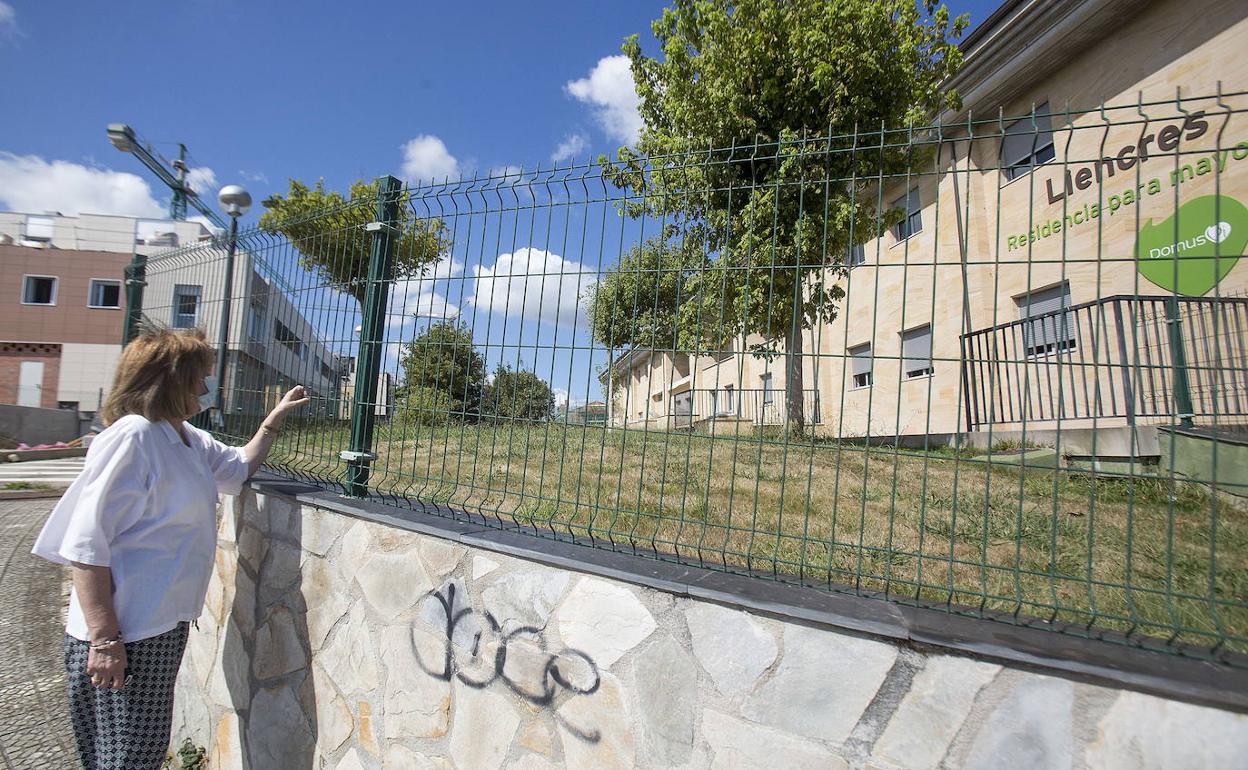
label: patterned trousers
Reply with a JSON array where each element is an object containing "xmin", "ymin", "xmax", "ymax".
[{"xmin": 63, "ymin": 622, "xmax": 189, "ymax": 770}]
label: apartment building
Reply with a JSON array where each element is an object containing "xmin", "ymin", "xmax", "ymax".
[
  {"xmin": 609, "ymin": 0, "xmax": 1248, "ymax": 454},
  {"xmin": 0, "ymin": 211, "xmax": 342, "ymax": 419},
  {"xmin": 0, "ymin": 213, "xmax": 211, "ymax": 413}
]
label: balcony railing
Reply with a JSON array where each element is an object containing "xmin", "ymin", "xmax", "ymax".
[
  {"xmin": 674, "ymin": 388, "xmax": 821, "ymax": 428},
  {"xmin": 960, "ymin": 295, "xmax": 1248, "ymax": 431}
]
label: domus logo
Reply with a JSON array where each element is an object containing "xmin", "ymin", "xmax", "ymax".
[
  {"xmin": 1145, "ymin": 220, "xmax": 1232, "ymax": 259},
  {"xmin": 1136, "ymin": 195, "xmax": 1248, "ymax": 295},
  {"xmin": 1206, "ymin": 221, "xmax": 1232, "ymax": 244}
]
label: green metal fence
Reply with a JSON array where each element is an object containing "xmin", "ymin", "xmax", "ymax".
[{"xmin": 135, "ymin": 90, "xmax": 1248, "ymax": 667}]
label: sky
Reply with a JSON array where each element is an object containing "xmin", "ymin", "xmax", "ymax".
[{"xmin": 0, "ymin": 0, "xmax": 1004, "ymax": 406}]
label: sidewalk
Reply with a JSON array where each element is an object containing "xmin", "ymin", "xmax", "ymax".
[{"xmin": 0, "ymin": 497, "xmax": 75, "ymax": 769}]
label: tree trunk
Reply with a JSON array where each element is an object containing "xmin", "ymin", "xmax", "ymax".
[{"xmin": 785, "ymin": 326, "xmax": 806, "ymax": 437}]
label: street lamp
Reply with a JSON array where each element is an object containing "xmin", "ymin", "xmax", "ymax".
[{"xmin": 212, "ymin": 185, "xmax": 251, "ymax": 429}]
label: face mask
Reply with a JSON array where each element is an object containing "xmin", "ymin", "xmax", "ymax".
[{"xmin": 198, "ymin": 376, "xmax": 218, "ymax": 414}]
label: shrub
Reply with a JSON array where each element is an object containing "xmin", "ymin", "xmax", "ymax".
[{"xmin": 395, "ymin": 386, "xmax": 453, "ymax": 427}]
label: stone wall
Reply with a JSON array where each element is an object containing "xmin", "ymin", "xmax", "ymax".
[{"xmin": 174, "ymin": 487, "xmax": 1248, "ymax": 769}]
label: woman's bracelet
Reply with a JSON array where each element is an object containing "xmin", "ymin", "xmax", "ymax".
[{"xmin": 90, "ymin": 635, "xmax": 123, "ymax": 651}]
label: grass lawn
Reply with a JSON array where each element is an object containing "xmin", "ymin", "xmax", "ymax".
[{"xmin": 251, "ymin": 417, "xmax": 1248, "ymax": 657}]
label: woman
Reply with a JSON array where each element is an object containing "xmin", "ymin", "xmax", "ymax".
[{"xmin": 32, "ymin": 327, "xmax": 309, "ymax": 769}]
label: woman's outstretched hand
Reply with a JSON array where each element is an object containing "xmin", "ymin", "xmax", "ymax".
[{"xmin": 270, "ymin": 386, "xmax": 311, "ymax": 424}]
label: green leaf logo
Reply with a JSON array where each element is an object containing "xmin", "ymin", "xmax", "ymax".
[{"xmin": 1136, "ymin": 194, "xmax": 1248, "ymax": 296}]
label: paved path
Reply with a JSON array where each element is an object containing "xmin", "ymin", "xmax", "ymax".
[
  {"xmin": 0, "ymin": 497, "xmax": 76, "ymax": 769},
  {"xmin": 0, "ymin": 459, "xmax": 84, "ymax": 486}
]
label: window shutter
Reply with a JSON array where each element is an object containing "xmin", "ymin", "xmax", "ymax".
[
  {"xmin": 850, "ymin": 344, "xmax": 872, "ymax": 376},
  {"xmin": 1018, "ymin": 283, "xmax": 1073, "ymax": 353},
  {"xmin": 902, "ymin": 326, "xmax": 933, "ymax": 376},
  {"xmin": 1002, "ymin": 105, "xmax": 1055, "ymax": 175}
]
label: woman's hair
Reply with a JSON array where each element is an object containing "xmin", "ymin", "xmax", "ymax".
[{"xmin": 101, "ymin": 326, "xmax": 216, "ymax": 425}]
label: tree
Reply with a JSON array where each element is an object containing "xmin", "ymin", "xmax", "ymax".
[
  {"xmin": 397, "ymin": 321, "xmax": 485, "ymax": 419},
  {"xmin": 395, "ymin": 386, "xmax": 453, "ymax": 427},
  {"xmin": 482, "ymin": 365, "xmax": 555, "ymax": 424},
  {"xmin": 596, "ymin": 0, "xmax": 967, "ymax": 434},
  {"xmin": 587, "ymin": 236, "xmax": 704, "ymax": 351},
  {"xmin": 259, "ymin": 178, "xmax": 449, "ymax": 305}
]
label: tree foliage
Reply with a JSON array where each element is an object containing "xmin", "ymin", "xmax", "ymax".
[
  {"xmin": 395, "ymin": 386, "xmax": 453, "ymax": 427},
  {"xmin": 587, "ymin": 236, "xmax": 706, "ymax": 352},
  {"xmin": 596, "ymin": 0, "xmax": 968, "ymax": 432},
  {"xmin": 259, "ymin": 178, "xmax": 449, "ymax": 305},
  {"xmin": 482, "ymin": 365, "xmax": 555, "ymax": 424},
  {"xmin": 397, "ymin": 321, "xmax": 485, "ymax": 418}
]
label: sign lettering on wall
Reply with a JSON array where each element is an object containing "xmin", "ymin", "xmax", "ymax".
[{"xmin": 1002, "ymin": 110, "xmax": 1248, "ymax": 296}]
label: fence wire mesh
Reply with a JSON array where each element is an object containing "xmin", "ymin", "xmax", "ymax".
[{"xmin": 139, "ymin": 90, "xmax": 1248, "ymax": 666}]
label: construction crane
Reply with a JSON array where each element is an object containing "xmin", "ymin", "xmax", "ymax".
[
  {"xmin": 106, "ymin": 123, "xmax": 291, "ymax": 292},
  {"xmin": 106, "ymin": 124, "xmax": 228, "ymax": 230}
]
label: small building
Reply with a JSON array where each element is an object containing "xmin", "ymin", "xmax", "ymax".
[{"xmin": 335, "ymin": 356, "xmax": 395, "ymax": 419}]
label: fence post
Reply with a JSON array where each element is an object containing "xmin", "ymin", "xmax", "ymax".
[
  {"xmin": 343, "ymin": 175, "xmax": 402, "ymax": 496},
  {"xmin": 1164, "ymin": 296, "xmax": 1195, "ymax": 429},
  {"xmin": 121, "ymin": 253, "xmax": 147, "ymax": 346}
]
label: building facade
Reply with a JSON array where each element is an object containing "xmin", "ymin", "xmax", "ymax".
[
  {"xmin": 0, "ymin": 213, "xmax": 211, "ymax": 413},
  {"xmin": 609, "ymin": 0, "xmax": 1248, "ymax": 455},
  {"xmin": 0, "ymin": 211, "xmax": 342, "ymax": 423}
]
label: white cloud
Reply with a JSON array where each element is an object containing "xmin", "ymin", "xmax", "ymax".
[
  {"xmin": 389, "ymin": 253, "xmax": 464, "ymax": 323},
  {"xmin": 239, "ymin": 169, "xmax": 269, "ymax": 184},
  {"xmin": 0, "ymin": 2, "xmax": 17, "ymax": 39},
  {"xmin": 185, "ymin": 167, "xmax": 218, "ymax": 197},
  {"xmin": 469, "ymin": 247, "xmax": 593, "ymax": 328},
  {"xmin": 400, "ymin": 135, "xmax": 460, "ymax": 184},
  {"xmin": 0, "ymin": 152, "xmax": 165, "ymax": 217},
  {"xmin": 565, "ymin": 55, "xmax": 642, "ymax": 145},
  {"xmin": 397, "ymin": 290, "xmax": 459, "ymax": 320},
  {"xmin": 551, "ymin": 133, "xmax": 589, "ymax": 164},
  {"xmin": 491, "ymin": 164, "xmax": 524, "ymax": 179}
]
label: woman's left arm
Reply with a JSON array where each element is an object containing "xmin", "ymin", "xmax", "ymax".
[{"xmin": 240, "ymin": 386, "xmax": 310, "ymax": 477}]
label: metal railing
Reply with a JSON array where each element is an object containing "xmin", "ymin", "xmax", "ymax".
[
  {"xmin": 961, "ymin": 295, "xmax": 1248, "ymax": 430},
  {"xmin": 129, "ymin": 91, "xmax": 1248, "ymax": 669},
  {"xmin": 672, "ymin": 388, "xmax": 822, "ymax": 428}
]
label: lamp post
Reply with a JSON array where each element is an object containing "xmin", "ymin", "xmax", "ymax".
[{"xmin": 213, "ymin": 184, "xmax": 251, "ymax": 430}]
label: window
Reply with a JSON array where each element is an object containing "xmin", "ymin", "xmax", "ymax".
[
  {"xmin": 710, "ymin": 384, "xmax": 735, "ymax": 416},
  {"xmin": 23, "ymin": 216, "xmax": 54, "ymax": 242},
  {"xmin": 273, "ymin": 319, "xmax": 304, "ymax": 357},
  {"xmin": 22, "ymin": 276, "xmax": 57, "ymax": 305},
  {"xmin": 901, "ymin": 325, "xmax": 934, "ymax": 378},
  {"xmin": 1001, "ymin": 103, "xmax": 1056, "ymax": 181},
  {"xmin": 848, "ymin": 243, "xmax": 866, "ymax": 267},
  {"xmin": 88, "ymin": 279, "xmax": 121, "ymax": 308},
  {"xmin": 248, "ymin": 302, "xmax": 266, "ymax": 340},
  {"xmin": 849, "ymin": 343, "xmax": 873, "ymax": 389},
  {"xmin": 892, "ymin": 189, "xmax": 923, "ymax": 241},
  {"xmin": 761, "ymin": 373, "xmax": 775, "ymax": 405},
  {"xmin": 1016, "ymin": 282, "xmax": 1076, "ymax": 357},
  {"xmin": 172, "ymin": 285, "xmax": 201, "ymax": 328}
]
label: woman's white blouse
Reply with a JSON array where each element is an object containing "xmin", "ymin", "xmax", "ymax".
[{"xmin": 32, "ymin": 414, "xmax": 251, "ymax": 642}]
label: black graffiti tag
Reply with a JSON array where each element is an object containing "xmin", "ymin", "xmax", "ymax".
[{"xmin": 412, "ymin": 582, "xmax": 602, "ymax": 743}]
